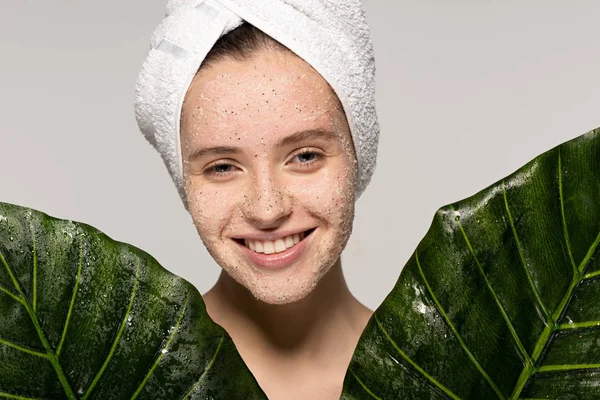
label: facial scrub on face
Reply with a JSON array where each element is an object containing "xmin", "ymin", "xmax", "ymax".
[
  {"xmin": 134, "ymin": 0, "xmax": 380, "ymax": 209},
  {"xmin": 179, "ymin": 48, "xmax": 360, "ymax": 304}
]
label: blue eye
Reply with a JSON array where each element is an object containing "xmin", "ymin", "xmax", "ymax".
[
  {"xmin": 204, "ymin": 162, "xmax": 237, "ymax": 177},
  {"xmin": 295, "ymin": 152, "xmax": 318, "ymax": 163},
  {"xmin": 290, "ymin": 149, "xmax": 324, "ymax": 169},
  {"xmin": 213, "ymin": 164, "xmax": 233, "ymax": 173}
]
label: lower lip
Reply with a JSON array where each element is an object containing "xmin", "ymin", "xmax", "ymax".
[{"xmin": 234, "ymin": 230, "xmax": 315, "ymax": 270}]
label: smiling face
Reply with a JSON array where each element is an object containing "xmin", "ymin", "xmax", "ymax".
[{"xmin": 180, "ymin": 49, "xmax": 358, "ymax": 305}]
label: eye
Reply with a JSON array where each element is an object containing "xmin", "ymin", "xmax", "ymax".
[
  {"xmin": 295, "ymin": 152, "xmax": 318, "ymax": 163},
  {"xmin": 203, "ymin": 161, "xmax": 239, "ymax": 178},
  {"xmin": 288, "ymin": 149, "xmax": 325, "ymax": 169}
]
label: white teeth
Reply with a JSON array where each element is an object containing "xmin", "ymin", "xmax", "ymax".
[
  {"xmin": 244, "ymin": 231, "xmax": 311, "ymax": 254},
  {"xmin": 275, "ymin": 239, "xmax": 286, "ymax": 252},
  {"xmin": 285, "ymin": 236, "xmax": 294, "ymax": 248},
  {"xmin": 255, "ymin": 241, "xmax": 264, "ymax": 253},
  {"xmin": 263, "ymin": 241, "xmax": 275, "ymax": 254}
]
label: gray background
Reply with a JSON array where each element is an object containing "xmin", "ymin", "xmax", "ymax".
[{"xmin": 1, "ymin": 1, "xmax": 599, "ymax": 311}]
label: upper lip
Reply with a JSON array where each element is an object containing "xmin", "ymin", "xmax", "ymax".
[{"xmin": 230, "ymin": 227, "xmax": 315, "ymax": 242}]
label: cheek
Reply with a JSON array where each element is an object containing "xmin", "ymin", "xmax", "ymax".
[
  {"xmin": 185, "ymin": 181, "xmax": 240, "ymax": 239},
  {"xmin": 326, "ymin": 166, "xmax": 356, "ymax": 227},
  {"xmin": 291, "ymin": 156, "xmax": 357, "ymax": 224}
]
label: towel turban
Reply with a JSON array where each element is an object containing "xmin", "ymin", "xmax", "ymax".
[{"xmin": 134, "ymin": 0, "xmax": 379, "ymax": 209}]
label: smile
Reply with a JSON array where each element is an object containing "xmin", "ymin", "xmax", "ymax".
[
  {"xmin": 240, "ymin": 228, "xmax": 315, "ymax": 254},
  {"xmin": 232, "ymin": 228, "xmax": 316, "ymax": 270}
]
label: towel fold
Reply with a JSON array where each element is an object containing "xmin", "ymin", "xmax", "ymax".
[{"xmin": 134, "ymin": 0, "xmax": 379, "ymax": 209}]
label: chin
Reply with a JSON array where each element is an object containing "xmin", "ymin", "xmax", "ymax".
[
  {"xmin": 249, "ymin": 277, "xmax": 319, "ymax": 305},
  {"xmin": 224, "ymin": 250, "xmax": 339, "ymax": 305}
]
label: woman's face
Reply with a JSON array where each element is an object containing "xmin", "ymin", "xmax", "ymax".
[{"xmin": 180, "ymin": 49, "xmax": 357, "ymax": 304}]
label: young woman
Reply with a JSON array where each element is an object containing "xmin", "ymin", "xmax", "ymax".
[{"xmin": 135, "ymin": 1, "xmax": 379, "ymax": 398}]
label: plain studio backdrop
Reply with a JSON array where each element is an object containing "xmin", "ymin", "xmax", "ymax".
[{"xmin": 1, "ymin": 1, "xmax": 599, "ymax": 311}]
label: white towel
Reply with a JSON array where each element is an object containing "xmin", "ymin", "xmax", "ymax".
[{"xmin": 134, "ymin": 0, "xmax": 379, "ymax": 209}]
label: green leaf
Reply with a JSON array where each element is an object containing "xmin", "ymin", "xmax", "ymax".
[
  {"xmin": 342, "ymin": 128, "xmax": 600, "ymax": 399},
  {"xmin": 0, "ymin": 204, "xmax": 267, "ymax": 399}
]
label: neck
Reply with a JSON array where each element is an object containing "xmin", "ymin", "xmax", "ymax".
[{"xmin": 203, "ymin": 259, "xmax": 371, "ymax": 356}]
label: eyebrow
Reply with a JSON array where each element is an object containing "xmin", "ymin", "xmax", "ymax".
[
  {"xmin": 276, "ymin": 129, "xmax": 337, "ymax": 148},
  {"xmin": 187, "ymin": 129, "xmax": 338, "ymax": 162},
  {"xmin": 187, "ymin": 146, "xmax": 240, "ymax": 162}
]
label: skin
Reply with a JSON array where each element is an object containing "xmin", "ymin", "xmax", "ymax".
[{"xmin": 180, "ymin": 48, "xmax": 373, "ymax": 399}]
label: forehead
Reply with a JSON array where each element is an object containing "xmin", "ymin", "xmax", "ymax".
[{"xmin": 181, "ymin": 50, "xmax": 346, "ymax": 140}]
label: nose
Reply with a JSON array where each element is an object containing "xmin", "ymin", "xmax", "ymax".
[{"xmin": 241, "ymin": 169, "xmax": 292, "ymax": 229}]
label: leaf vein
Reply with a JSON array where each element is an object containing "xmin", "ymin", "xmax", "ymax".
[
  {"xmin": 348, "ymin": 368, "xmax": 382, "ymax": 400},
  {"xmin": 538, "ymin": 363, "xmax": 600, "ymax": 373},
  {"xmin": 415, "ymin": 250, "xmax": 505, "ymax": 399},
  {"xmin": 374, "ymin": 313, "xmax": 461, "ymax": 400},
  {"xmin": 558, "ymin": 149, "xmax": 578, "ymax": 275},
  {"xmin": 1, "ymin": 244, "xmax": 75, "ymax": 397},
  {"xmin": 28, "ymin": 218, "xmax": 37, "ymax": 313},
  {"xmin": 0, "ymin": 391, "xmax": 48, "ymax": 399},
  {"xmin": 82, "ymin": 257, "xmax": 140, "ymax": 399},
  {"xmin": 182, "ymin": 335, "xmax": 225, "ymax": 399},
  {"xmin": 451, "ymin": 205, "xmax": 532, "ymax": 366},
  {"xmin": 0, "ymin": 283, "xmax": 23, "ymax": 303},
  {"xmin": 557, "ymin": 320, "xmax": 600, "ymax": 331},
  {"xmin": 56, "ymin": 233, "xmax": 83, "ymax": 357},
  {"xmin": 578, "ymin": 229, "xmax": 600, "ymax": 275},
  {"xmin": 510, "ymin": 147, "xmax": 592, "ymax": 399},
  {"xmin": 584, "ymin": 269, "xmax": 600, "ymax": 281},
  {"xmin": 502, "ymin": 180, "xmax": 552, "ymax": 322},
  {"xmin": 0, "ymin": 336, "xmax": 48, "ymax": 358},
  {"xmin": 0, "ymin": 250, "xmax": 24, "ymax": 294},
  {"xmin": 130, "ymin": 293, "xmax": 190, "ymax": 399}
]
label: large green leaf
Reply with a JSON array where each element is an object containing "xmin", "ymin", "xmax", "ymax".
[
  {"xmin": 0, "ymin": 204, "xmax": 267, "ymax": 399},
  {"xmin": 342, "ymin": 128, "xmax": 600, "ymax": 399}
]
